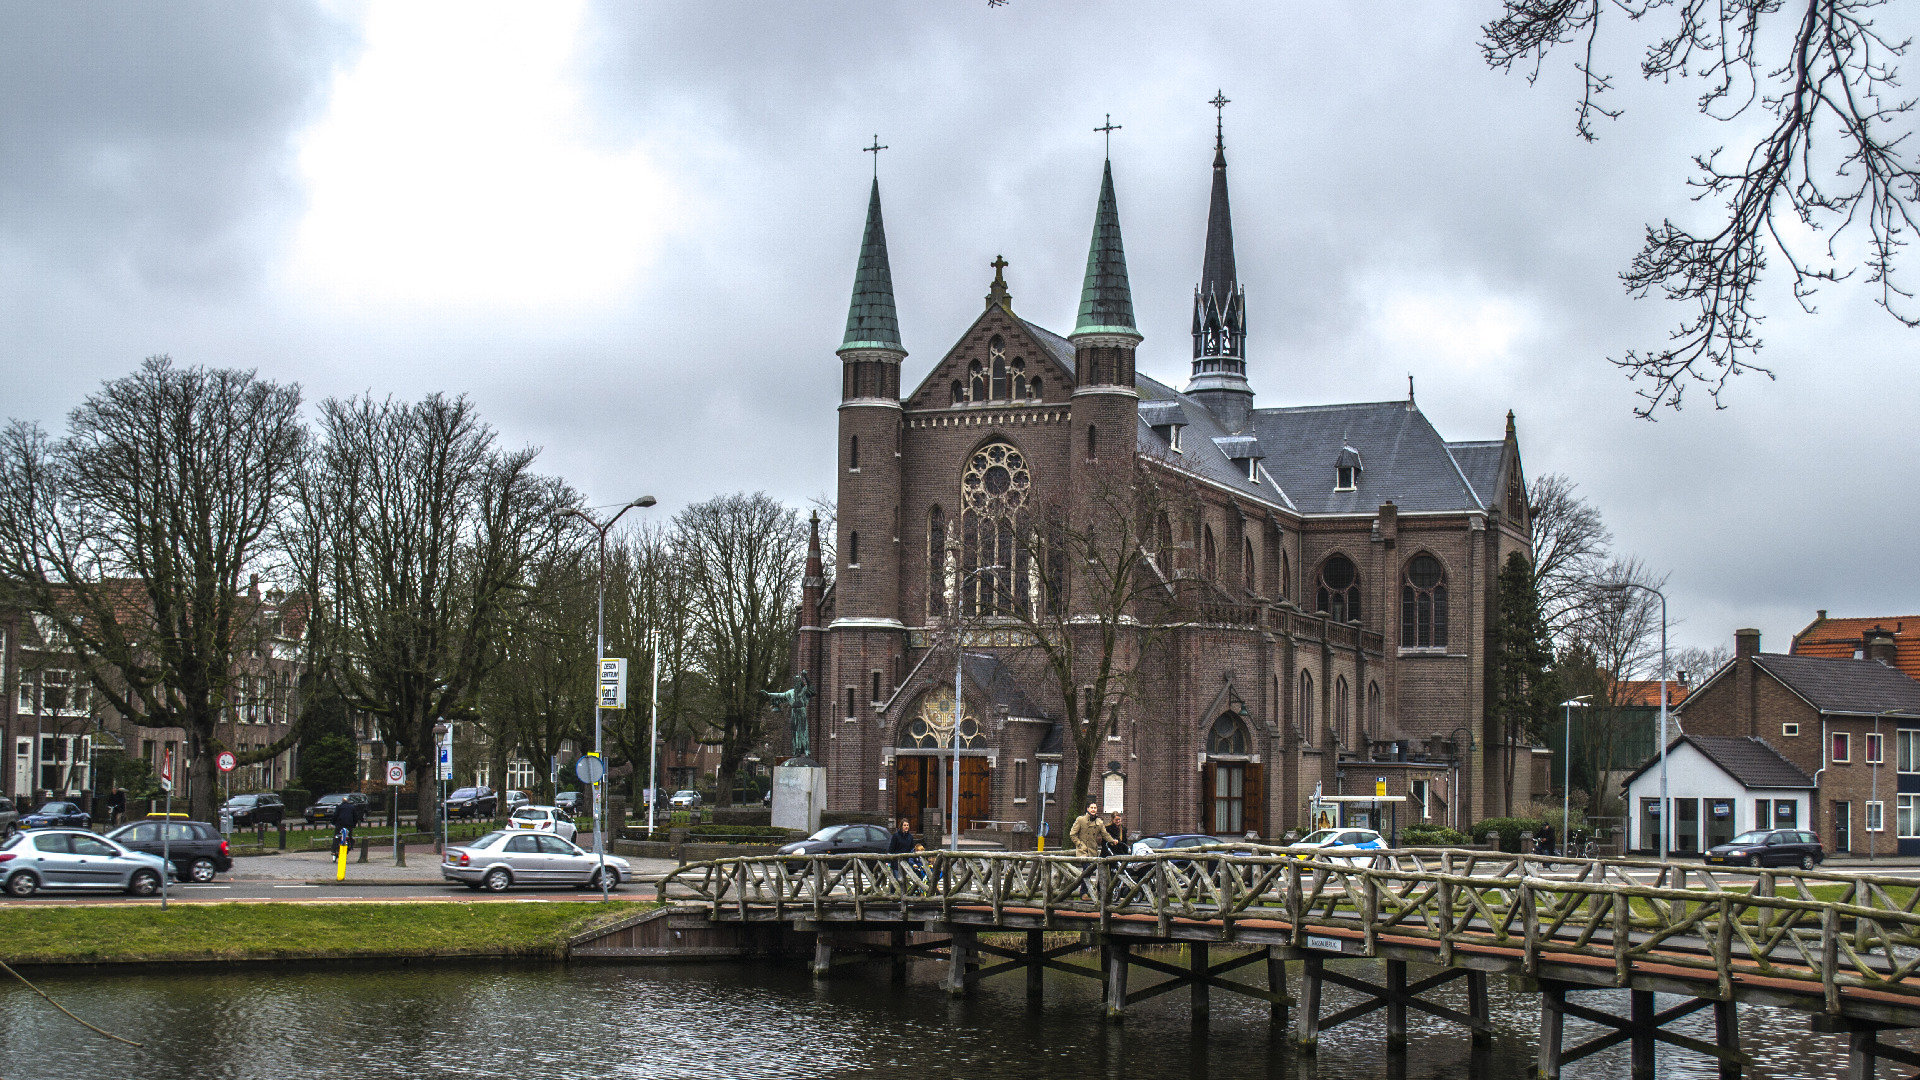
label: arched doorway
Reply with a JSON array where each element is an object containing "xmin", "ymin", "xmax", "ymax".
[
  {"xmin": 1200, "ymin": 713, "xmax": 1264, "ymax": 837},
  {"xmin": 893, "ymin": 688, "xmax": 989, "ymax": 835}
]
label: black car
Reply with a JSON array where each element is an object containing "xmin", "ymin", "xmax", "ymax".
[
  {"xmin": 1705, "ymin": 828, "xmax": 1825, "ymax": 870},
  {"xmin": 554, "ymin": 791, "xmax": 583, "ymax": 815},
  {"xmin": 305, "ymin": 792, "xmax": 371, "ymax": 825},
  {"xmin": 444, "ymin": 786, "xmax": 498, "ymax": 819},
  {"xmin": 221, "ymin": 793, "xmax": 285, "ymax": 828},
  {"xmin": 19, "ymin": 801, "xmax": 91, "ymax": 829},
  {"xmin": 106, "ymin": 818, "xmax": 233, "ymax": 882},
  {"xmin": 777, "ymin": 823, "xmax": 893, "ymax": 869}
]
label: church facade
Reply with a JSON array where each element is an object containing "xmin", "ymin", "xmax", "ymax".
[{"xmin": 794, "ymin": 123, "xmax": 1539, "ymax": 841}]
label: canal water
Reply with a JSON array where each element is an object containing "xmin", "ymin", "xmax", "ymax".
[{"xmin": 0, "ymin": 955, "xmax": 1893, "ymax": 1079}]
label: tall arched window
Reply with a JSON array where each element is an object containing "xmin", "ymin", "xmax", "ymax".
[
  {"xmin": 927, "ymin": 505, "xmax": 948, "ymax": 617},
  {"xmin": 1243, "ymin": 538, "xmax": 1256, "ymax": 595},
  {"xmin": 1401, "ymin": 554, "xmax": 1449, "ymax": 647},
  {"xmin": 969, "ymin": 360, "xmax": 986, "ymax": 402},
  {"xmin": 950, "ymin": 380, "xmax": 964, "ymax": 405},
  {"xmin": 1299, "ymin": 671, "xmax": 1315, "ymax": 739},
  {"xmin": 1012, "ymin": 358, "xmax": 1028, "ymax": 398},
  {"xmin": 1203, "ymin": 526, "xmax": 1218, "ymax": 580},
  {"xmin": 1156, "ymin": 513, "xmax": 1174, "ymax": 572},
  {"xmin": 1030, "ymin": 377, "xmax": 1043, "ymax": 398},
  {"xmin": 849, "ymin": 435, "xmax": 859, "ymax": 470},
  {"xmin": 991, "ymin": 347, "xmax": 1009, "ymax": 399},
  {"xmin": 961, "ymin": 441, "xmax": 1032, "ymax": 616},
  {"xmin": 849, "ymin": 531, "xmax": 860, "ymax": 567},
  {"xmin": 1335, "ymin": 677, "xmax": 1350, "ymax": 747},
  {"xmin": 1280, "ymin": 550, "xmax": 1290, "ymax": 601},
  {"xmin": 1086, "ymin": 425, "xmax": 1098, "ymax": 459},
  {"xmin": 1367, "ymin": 682, "xmax": 1382, "ymax": 735},
  {"xmin": 1317, "ymin": 555, "xmax": 1360, "ymax": 623}
]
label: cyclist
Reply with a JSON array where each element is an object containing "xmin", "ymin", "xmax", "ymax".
[{"xmin": 333, "ymin": 796, "xmax": 362, "ymax": 855}]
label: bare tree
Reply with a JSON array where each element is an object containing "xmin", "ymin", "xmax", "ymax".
[
  {"xmin": 1565, "ymin": 556, "xmax": 1667, "ymax": 816},
  {"xmin": 0, "ymin": 357, "xmax": 305, "ymax": 818},
  {"xmin": 675, "ymin": 493, "xmax": 807, "ymax": 807},
  {"xmin": 1527, "ymin": 472, "xmax": 1613, "ymax": 646},
  {"xmin": 1484, "ymin": 0, "xmax": 1920, "ymax": 414},
  {"xmin": 599, "ymin": 523, "xmax": 705, "ymax": 802},
  {"xmin": 1672, "ymin": 643, "xmax": 1734, "ymax": 686},
  {"xmin": 298, "ymin": 393, "xmax": 576, "ymax": 830}
]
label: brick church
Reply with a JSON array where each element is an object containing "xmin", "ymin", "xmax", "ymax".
[{"xmin": 793, "ymin": 117, "xmax": 1538, "ymax": 840}]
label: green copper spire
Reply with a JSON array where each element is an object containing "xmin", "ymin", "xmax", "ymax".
[
  {"xmin": 840, "ymin": 178, "xmax": 903, "ymax": 353},
  {"xmin": 1072, "ymin": 159, "xmax": 1139, "ymax": 339}
]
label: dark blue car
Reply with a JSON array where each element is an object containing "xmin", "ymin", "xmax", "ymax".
[{"xmin": 21, "ymin": 801, "xmax": 92, "ymax": 829}]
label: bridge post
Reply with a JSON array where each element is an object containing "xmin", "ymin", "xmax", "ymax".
[
  {"xmin": 1629, "ymin": 989, "xmax": 1655, "ymax": 1079},
  {"xmin": 1296, "ymin": 954, "xmax": 1323, "ymax": 1051},
  {"xmin": 1104, "ymin": 943, "xmax": 1130, "ymax": 1021},
  {"xmin": 947, "ymin": 928, "xmax": 974, "ymax": 996},
  {"xmin": 1385, "ymin": 959, "xmax": 1407, "ymax": 1050},
  {"xmin": 1537, "ymin": 982, "xmax": 1565, "ymax": 1080},
  {"xmin": 1714, "ymin": 999, "xmax": 1740, "ymax": 1080},
  {"xmin": 1190, "ymin": 943, "xmax": 1209, "ymax": 1021},
  {"xmin": 1467, "ymin": 970, "xmax": 1492, "ymax": 1049},
  {"xmin": 811, "ymin": 934, "xmax": 833, "ymax": 979},
  {"xmin": 1847, "ymin": 1028, "xmax": 1876, "ymax": 1080},
  {"xmin": 891, "ymin": 928, "xmax": 907, "ymax": 984},
  {"xmin": 1025, "ymin": 930, "xmax": 1043, "ymax": 1001},
  {"xmin": 1267, "ymin": 947, "xmax": 1288, "ymax": 1028}
]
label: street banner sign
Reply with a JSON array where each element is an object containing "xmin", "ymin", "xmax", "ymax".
[
  {"xmin": 598, "ymin": 659, "xmax": 628, "ymax": 709},
  {"xmin": 1037, "ymin": 762, "xmax": 1058, "ymax": 794},
  {"xmin": 575, "ymin": 753, "xmax": 606, "ymax": 784},
  {"xmin": 160, "ymin": 748, "xmax": 173, "ymax": 792},
  {"xmin": 386, "ymin": 761, "xmax": 407, "ymax": 786},
  {"xmin": 216, "ymin": 751, "xmax": 236, "ymax": 774}
]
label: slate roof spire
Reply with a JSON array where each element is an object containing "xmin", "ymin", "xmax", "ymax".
[
  {"xmin": 1071, "ymin": 158, "xmax": 1140, "ymax": 340},
  {"xmin": 1186, "ymin": 94, "xmax": 1254, "ymax": 432},
  {"xmin": 840, "ymin": 178, "xmax": 904, "ymax": 354}
]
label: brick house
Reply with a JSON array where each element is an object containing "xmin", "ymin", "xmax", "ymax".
[
  {"xmin": 795, "ymin": 119, "xmax": 1536, "ymax": 841},
  {"xmin": 1793, "ymin": 613, "xmax": 1920, "ymax": 680},
  {"xmin": 1672, "ymin": 629, "xmax": 1920, "ymax": 855}
]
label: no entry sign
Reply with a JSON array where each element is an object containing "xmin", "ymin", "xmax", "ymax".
[{"xmin": 216, "ymin": 750, "xmax": 236, "ymax": 773}]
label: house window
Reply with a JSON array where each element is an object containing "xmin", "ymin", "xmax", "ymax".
[
  {"xmin": 1901, "ymin": 795, "xmax": 1920, "ymax": 838},
  {"xmin": 1317, "ymin": 556, "xmax": 1360, "ymax": 623},
  {"xmin": 1782, "ymin": 723, "xmax": 1800, "ymax": 737},
  {"xmin": 1246, "ymin": 457, "xmax": 1259, "ymax": 481},
  {"xmin": 1400, "ymin": 554, "xmax": 1449, "ymax": 648},
  {"xmin": 1013, "ymin": 759, "xmax": 1029, "ymax": 803},
  {"xmin": 1899, "ymin": 730, "xmax": 1920, "ymax": 773},
  {"xmin": 1868, "ymin": 732, "xmax": 1885, "ymax": 764},
  {"xmin": 1335, "ymin": 466, "xmax": 1356, "ymax": 491},
  {"xmin": 1833, "ymin": 732, "xmax": 1851, "ymax": 763},
  {"xmin": 1410, "ymin": 779, "xmax": 1430, "ymax": 819},
  {"xmin": 1868, "ymin": 801, "xmax": 1885, "ymax": 832}
]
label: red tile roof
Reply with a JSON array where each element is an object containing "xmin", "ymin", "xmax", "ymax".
[
  {"xmin": 1792, "ymin": 615, "xmax": 1920, "ymax": 681},
  {"xmin": 1612, "ymin": 680, "xmax": 1690, "ymax": 708}
]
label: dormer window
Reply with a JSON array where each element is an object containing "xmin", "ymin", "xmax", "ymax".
[
  {"xmin": 1336, "ymin": 466, "xmax": 1356, "ymax": 490},
  {"xmin": 1335, "ymin": 446, "xmax": 1363, "ymax": 491},
  {"xmin": 1169, "ymin": 425, "xmax": 1182, "ymax": 452},
  {"xmin": 1246, "ymin": 457, "xmax": 1259, "ymax": 482}
]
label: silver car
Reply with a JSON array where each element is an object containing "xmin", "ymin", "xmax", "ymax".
[
  {"xmin": 0, "ymin": 828, "xmax": 170, "ymax": 897},
  {"xmin": 441, "ymin": 830, "xmax": 629, "ymax": 892}
]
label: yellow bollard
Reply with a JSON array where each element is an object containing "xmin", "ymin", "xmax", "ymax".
[{"xmin": 336, "ymin": 841, "xmax": 348, "ymax": 882}]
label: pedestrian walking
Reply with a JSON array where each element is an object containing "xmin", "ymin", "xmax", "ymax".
[
  {"xmin": 889, "ymin": 817, "xmax": 916, "ymax": 890},
  {"xmin": 1069, "ymin": 802, "xmax": 1104, "ymax": 898},
  {"xmin": 1102, "ymin": 811, "xmax": 1127, "ymax": 857},
  {"xmin": 107, "ymin": 787, "xmax": 126, "ymax": 827}
]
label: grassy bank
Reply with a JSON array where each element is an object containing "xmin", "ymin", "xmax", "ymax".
[{"xmin": 0, "ymin": 901, "xmax": 656, "ymax": 966}]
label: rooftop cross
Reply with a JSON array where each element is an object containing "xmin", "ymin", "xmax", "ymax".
[
  {"xmin": 863, "ymin": 134, "xmax": 888, "ymax": 177},
  {"xmin": 1094, "ymin": 113, "xmax": 1122, "ymax": 158},
  {"xmin": 1209, "ymin": 90, "xmax": 1230, "ymax": 146}
]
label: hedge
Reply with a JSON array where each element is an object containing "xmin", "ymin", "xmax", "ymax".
[
  {"xmin": 1470, "ymin": 817, "xmax": 1548, "ymax": 853},
  {"xmin": 1399, "ymin": 823, "xmax": 1471, "ymax": 847}
]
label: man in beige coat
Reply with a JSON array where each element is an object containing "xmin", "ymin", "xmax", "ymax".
[{"xmin": 1069, "ymin": 802, "xmax": 1103, "ymax": 898}]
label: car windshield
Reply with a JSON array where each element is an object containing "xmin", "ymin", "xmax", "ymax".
[
  {"xmin": 227, "ymin": 796, "xmax": 257, "ymax": 806},
  {"xmin": 1727, "ymin": 831, "xmax": 1772, "ymax": 846},
  {"xmin": 1300, "ymin": 830, "xmax": 1340, "ymax": 845},
  {"xmin": 674, "ymin": 791, "xmax": 697, "ymax": 798},
  {"xmin": 1136, "ymin": 836, "xmax": 1170, "ymax": 849},
  {"xmin": 318, "ymin": 795, "xmax": 345, "ymax": 805},
  {"xmin": 450, "ymin": 788, "xmax": 478, "ymax": 799},
  {"xmin": 807, "ymin": 825, "xmax": 853, "ymax": 842},
  {"xmin": 35, "ymin": 803, "xmax": 73, "ymax": 815}
]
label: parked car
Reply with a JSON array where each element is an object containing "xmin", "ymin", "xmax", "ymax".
[
  {"xmin": 506, "ymin": 805, "xmax": 578, "ymax": 842},
  {"xmin": 1285, "ymin": 828, "xmax": 1386, "ymax": 864},
  {"xmin": 440, "ymin": 830, "xmax": 629, "ymax": 892},
  {"xmin": 668, "ymin": 790, "xmax": 702, "ymax": 810},
  {"xmin": 777, "ymin": 823, "xmax": 892, "ymax": 869},
  {"xmin": 503, "ymin": 790, "xmax": 531, "ymax": 814},
  {"xmin": 304, "ymin": 792, "xmax": 371, "ymax": 825},
  {"xmin": 1705, "ymin": 829, "xmax": 1825, "ymax": 870},
  {"xmin": 444, "ymin": 786, "xmax": 498, "ymax": 820},
  {"xmin": 1130, "ymin": 833, "xmax": 1237, "ymax": 860},
  {"xmin": 554, "ymin": 791, "xmax": 583, "ymax": 815},
  {"xmin": 105, "ymin": 818, "xmax": 233, "ymax": 882},
  {"xmin": 220, "ymin": 793, "xmax": 284, "ymax": 828},
  {"xmin": 0, "ymin": 796, "xmax": 18, "ymax": 838},
  {"xmin": 19, "ymin": 801, "xmax": 92, "ymax": 830},
  {"xmin": 0, "ymin": 828, "xmax": 168, "ymax": 897}
]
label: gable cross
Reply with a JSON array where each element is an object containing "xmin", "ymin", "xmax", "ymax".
[
  {"xmin": 1094, "ymin": 114, "xmax": 1121, "ymax": 157},
  {"xmin": 863, "ymin": 134, "xmax": 888, "ymax": 177}
]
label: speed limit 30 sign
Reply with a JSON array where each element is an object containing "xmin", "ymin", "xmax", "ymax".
[{"xmin": 386, "ymin": 761, "xmax": 407, "ymax": 785}]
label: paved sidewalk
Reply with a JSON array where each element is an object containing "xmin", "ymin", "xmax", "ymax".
[{"xmin": 229, "ymin": 845, "xmax": 682, "ymax": 885}]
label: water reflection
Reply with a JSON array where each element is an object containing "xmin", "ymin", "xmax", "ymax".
[{"xmin": 0, "ymin": 955, "xmax": 1894, "ymax": 1079}]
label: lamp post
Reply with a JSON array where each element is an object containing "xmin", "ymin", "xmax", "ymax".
[
  {"xmin": 1561, "ymin": 695, "xmax": 1592, "ymax": 851},
  {"xmin": 563, "ymin": 495, "xmax": 657, "ymax": 902},
  {"xmin": 946, "ymin": 563, "xmax": 1004, "ymax": 852},
  {"xmin": 1601, "ymin": 581, "xmax": 1668, "ymax": 861}
]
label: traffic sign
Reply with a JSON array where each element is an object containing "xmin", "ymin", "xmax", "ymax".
[
  {"xmin": 574, "ymin": 753, "xmax": 606, "ymax": 784},
  {"xmin": 160, "ymin": 748, "xmax": 173, "ymax": 793},
  {"xmin": 386, "ymin": 761, "xmax": 407, "ymax": 786},
  {"xmin": 598, "ymin": 658, "xmax": 628, "ymax": 709},
  {"xmin": 1037, "ymin": 762, "xmax": 1059, "ymax": 795},
  {"xmin": 1375, "ymin": 777, "xmax": 1387, "ymax": 798},
  {"xmin": 437, "ymin": 743, "xmax": 452, "ymax": 780},
  {"xmin": 216, "ymin": 751, "xmax": 236, "ymax": 774}
]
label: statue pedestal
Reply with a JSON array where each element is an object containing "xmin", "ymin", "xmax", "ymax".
[{"xmin": 772, "ymin": 762, "xmax": 826, "ymax": 834}]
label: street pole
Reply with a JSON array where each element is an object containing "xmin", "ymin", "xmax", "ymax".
[
  {"xmin": 648, "ymin": 626, "xmax": 660, "ymax": 836},
  {"xmin": 1561, "ymin": 696, "xmax": 1590, "ymax": 853},
  {"xmin": 947, "ymin": 564, "xmax": 1003, "ymax": 852},
  {"xmin": 1604, "ymin": 582, "xmax": 1669, "ymax": 861}
]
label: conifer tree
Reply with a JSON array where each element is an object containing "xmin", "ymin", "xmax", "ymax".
[{"xmin": 1490, "ymin": 550, "xmax": 1553, "ymax": 816}]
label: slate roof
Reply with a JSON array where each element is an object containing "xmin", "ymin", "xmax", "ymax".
[
  {"xmin": 1018, "ymin": 319, "xmax": 1077, "ymax": 377},
  {"xmin": 962, "ymin": 652, "xmax": 1053, "ymax": 720},
  {"xmin": 1750, "ymin": 653, "xmax": 1920, "ymax": 716},
  {"xmin": 841, "ymin": 178, "xmax": 902, "ymax": 352},
  {"xmin": 1072, "ymin": 159, "xmax": 1139, "ymax": 337},
  {"xmin": 1793, "ymin": 615, "xmax": 1920, "ymax": 680},
  {"xmin": 1250, "ymin": 401, "xmax": 1490, "ymax": 515},
  {"xmin": 1444, "ymin": 440, "xmax": 1505, "ymax": 510},
  {"xmin": 1621, "ymin": 735, "xmax": 1814, "ymax": 790},
  {"xmin": 1135, "ymin": 374, "xmax": 1294, "ymax": 507}
]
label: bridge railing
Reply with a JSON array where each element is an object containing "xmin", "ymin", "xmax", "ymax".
[{"xmin": 661, "ymin": 846, "xmax": 1920, "ymax": 1006}]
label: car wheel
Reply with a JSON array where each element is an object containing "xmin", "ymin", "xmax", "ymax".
[
  {"xmin": 482, "ymin": 867, "xmax": 512, "ymax": 892},
  {"xmin": 1800, "ymin": 854, "xmax": 1815, "ymax": 871},
  {"xmin": 188, "ymin": 858, "xmax": 218, "ymax": 883},
  {"xmin": 589, "ymin": 867, "xmax": 619, "ymax": 891},
  {"xmin": 127, "ymin": 869, "xmax": 161, "ymax": 897},
  {"xmin": 5, "ymin": 871, "xmax": 39, "ymax": 897}
]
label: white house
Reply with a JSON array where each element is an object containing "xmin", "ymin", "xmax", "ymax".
[{"xmin": 1621, "ymin": 735, "xmax": 1815, "ymax": 855}]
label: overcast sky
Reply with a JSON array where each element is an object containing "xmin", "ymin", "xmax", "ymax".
[{"xmin": 3, "ymin": 2, "xmax": 1916, "ymax": 657}]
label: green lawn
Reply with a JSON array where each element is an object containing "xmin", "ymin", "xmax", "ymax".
[{"xmin": 0, "ymin": 901, "xmax": 655, "ymax": 965}]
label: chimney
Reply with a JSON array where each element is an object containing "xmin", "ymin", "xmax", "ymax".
[
  {"xmin": 1734, "ymin": 628, "xmax": 1760, "ymax": 738},
  {"xmin": 1734, "ymin": 628, "xmax": 1761, "ymax": 659},
  {"xmin": 1865, "ymin": 625, "xmax": 1899, "ymax": 666}
]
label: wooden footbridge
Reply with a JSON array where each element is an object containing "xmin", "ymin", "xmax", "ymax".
[{"xmin": 646, "ymin": 846, "xmax": 1920, "ymax": 1079}]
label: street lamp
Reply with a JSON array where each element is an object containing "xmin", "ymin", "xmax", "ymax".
[
  {"xmin": 946, "ymin": 563, "xmax": 1004, "ymax": 852},
  {"xmin": 563, "ymin": 495, "xmax": 657, "ymax": 901},
  {"xmin": 1601, "ymin": 581, "xmax": 1668, "ymax": 861},
  {"xmin": 1560, "ymin": 696, "xmax": 1592, "ymax": 854}
]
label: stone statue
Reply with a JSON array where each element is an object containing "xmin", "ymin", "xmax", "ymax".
[{"xmin": 762, "ymin": 670, "xmax": 815, "ymax": 763}]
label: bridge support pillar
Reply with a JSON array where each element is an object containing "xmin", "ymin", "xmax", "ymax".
[
  {"xmin": 1713, "ymin": 999, "xmax": 1740, "ymax": 1080},
  {"xmin": 1385, "ymin": 959, "xmax": 1407, "ymax": 1050},
  {"xmin": 1190, "ymin": 943, "xmax": 1209, "ymax": 1021},
  {"xmin": 1467, "ymin": 970, "xmax": 1492, "ymax": 1049},
  {"xmin": 1104, "ymin": 943, "xmax": 1130, "ymax": 1021},
  {"xmin": 1296, "ymin": 954, "xmax": 1323, "ymax": 1051},
  {"xmin": 1630, "ymin": 989, "xmax": 1655, "ymax": 1079},
  {"xmin": 1266, "ymin": 947, "xmax": 1287, "ymax": 1029},
  {"xmin": 946, "ymin": 928, "xmax": 974, "ymax": 997},
  {"xmin": 1025, "ymin": 930, "xmax": 1043, "ymax": 1001},
  {"xmin": 1536, "ymin": 983, "xmax": 1566, "ymax": 1080},
  {"xmin": 891, "ymin": 928, "xmax": 908, "ymax": 984},
  {"xmin": 1849, "ymin": 1028, "xmax": 1878, "ymax": 1080},
  {"xmin": 811, "ymin": 934, "xmax": 833, "ymax": 979}
]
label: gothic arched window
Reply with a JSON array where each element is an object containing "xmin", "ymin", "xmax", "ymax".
[
  {"xmin": 969, "ymin": 360, "xmax": 986, "ymax": 402},
  {"xmin": 950, "ymin": 380, "xmax": 964, "ymax": 405},
  {"xmin": 961, "ymin": 441, "xmax": 1032, "ymax": 617},
  {"xmin": 1203, "ymin": 526, "xmax": 1218, "ymax": 581},
  {"xmin": 1012, "ymin": 358, "xmax": 1028, "ymax": 399},
  {"xmin": 1156, "ymin": 513, "xmax": 1174, "ymax": 572},
  {"xmin": 1401, "ymin": 553, "xmax": 1448, "ymax": 648},
  {"xmin": 927, "ymin": 505, "xmax": 948, "ymax": 618},
  {"xmin": 902, "ymin": 688, "xmax": 980, "ymax": 749},
  {"xmin": 1208, "ymin": 714, "xmax": 1249, "ymax": 755},
  {"xmin": 1367, "ymin": 681, "xmax": 1382, "ymax": 734},
  {"xmin": 1335, "ymin": 676, "xmax": 1351, "ymax": 747},
  {"xmin": 1299, "ymin": 671, "xmax": 1316, "ymax": 739},
  {"xmin": 1030, "ymin": 377, "xmax": 1043, "ymax": 398},
  {"xmin": 1317, "ymin": 555, "xmax": 1360, "ymax": 623},
  {"xmin": 849, "ymin": 531, "xmax": 860, "ymax": 567},
  {"xmin": 1243, "ymin": 538, "xmax": 1256, "ymax": 595}
]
